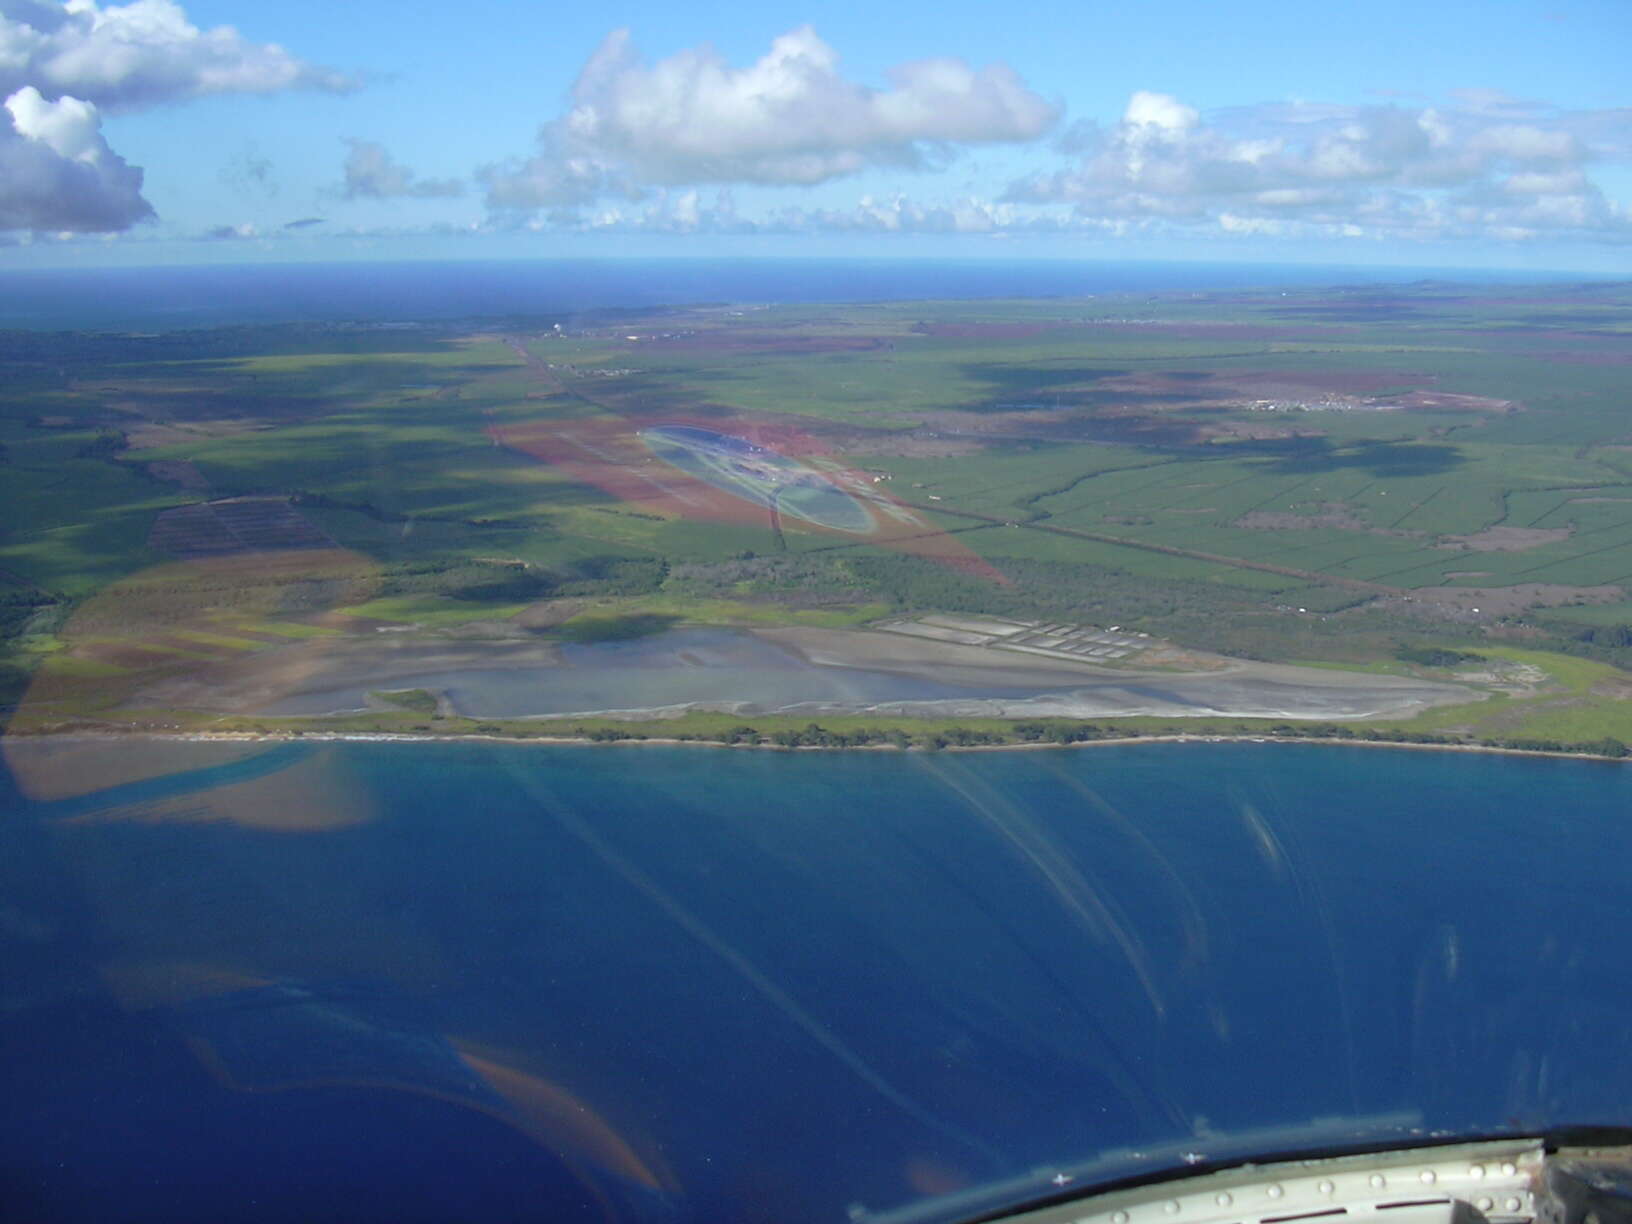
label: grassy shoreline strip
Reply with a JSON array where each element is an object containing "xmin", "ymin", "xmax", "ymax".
[{"xmin": 7, "ymin": 713, "xmax": 1627, "ymax": 761}]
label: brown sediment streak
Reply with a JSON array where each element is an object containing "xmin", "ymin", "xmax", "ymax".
[
  {"xmin": 454, "ymin": 1045, "xmax": 674, "ymax": 1192},
  {"xmin": 488, "ymin": 413, "xmax": 1008, "ymax": 582}
]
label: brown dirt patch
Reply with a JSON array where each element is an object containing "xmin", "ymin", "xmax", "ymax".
[
  {"xmin": 1592, "ymin": 675, "xmax": 1632, "ymax": 700},
  {"xmin": 124, "ymin": 419, "xmax": 268, "ymax": 451},
  {"xmin": 1238, "ymin": 504, "xmax": 1370, "ymax": 531},
  {"xmin": 1436, "ymin": 525, "xmax": 1572, "ymax": 552},
  {"xmin": 148, "ymin": 497, "xmax": 335, "ymax": 558},
  {"xmin": 79, "ymin": 642, "xmax": 194, "ymax": 668},
  {"xmin": 1197, "ymin": 421, "xmax": 1313, "ymax": 442},
  {"xmin": 145, "ymin": 460, "xmax": 210, "ymax": 490},
  {"xmin": 513, "ymin": 599, "xmax": 592, "ymax": 630},
  {"xmin": 1235, "ymin": 502, "xmax": 1420, "ymax": 538}
]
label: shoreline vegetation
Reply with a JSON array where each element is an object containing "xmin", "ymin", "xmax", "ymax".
[{"xmin": 8, "ymin": 718, "xmax": 1627, "ymax": 763}]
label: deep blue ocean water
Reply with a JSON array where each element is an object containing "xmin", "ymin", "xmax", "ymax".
[
  {"xmin": 0, "ymin": 257, "xmax": 1582, "ymax": 331},
  {"xmin": 2, "ymin": 739, "xmax": 1630, "ymax": 1223}
]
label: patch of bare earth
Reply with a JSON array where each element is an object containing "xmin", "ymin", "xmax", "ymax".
[
  {"xmin": 123, "ymin": 419, "xmax": 269, "ymax": 451},
  {"xmin": 1592, "ymin": 675, "xmax": 1632, "ymax": 700},
  {"xmin": 147, "ymin": 497, "xmax": 335, "ymax": 558},
  {"xmin": 80, "ymin": 643, "xmax": 193, "ymax": 669},
  {"xmin": 1197, "ymin": 421, "xmax": 1313, "ymax": 442},
  {"xmin": 145, "ymin": 460, "xmax": 209, "ymax": 490},
  {"xmin": 1437, "ymin": 525, "xmax": 1572, "ymax": 552},
  {"xmin": 513, "ymin": 599, "xmax": 592, "ymax": 630},
  {"xmin": 1235, "ymin": 503, "xmax": 1420, "ymax": 538}
]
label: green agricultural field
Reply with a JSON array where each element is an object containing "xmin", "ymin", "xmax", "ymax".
[{"xmin": 3, "ymin": 280, "xmax": 1632, "ymax": 743}]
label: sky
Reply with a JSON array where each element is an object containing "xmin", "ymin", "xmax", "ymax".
[{"xmin": 1, "ymin": 0, "xmax": 1629, "ymax": 270}]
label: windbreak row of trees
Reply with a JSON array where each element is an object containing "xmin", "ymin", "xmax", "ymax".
[{"xmin": 504, "ymin": 719, "xmax": 1632, "ymax": 758}]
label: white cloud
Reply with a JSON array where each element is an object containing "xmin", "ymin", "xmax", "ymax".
[
  {"xmin": 543, "ymin": 187, "xmax": 1064, "ymax": 238},
  {"xmin": 1006, "ymin": 91, "xmax": 1632, "ymax": 245},
  {"xmin": 0, "ymin": 0, "xmax": 348, "ymax": 232},
  {"xmin": 342, "ymin": 139, "xmax": 464, "ymax": 200},
  {"xmin": 6, "ymin": 80, "xmax": 96, "ymax": 156},
  {"xmin": 1468, "ymin": 123, "xmax": 1577, "ymax": 163},
  {"xmin": 0, "ymin": 0, "xmax": 351, "ymax": 111},
  {"xmin": 0, "ymin": 83, "xmax": 148, "ymax": 229},
  {"xmin": 776, "ymin": 193, "xmax": 1021, "ymax": 234},
  {"xmin": 1123, "ymin": 90, "xmax": 1198, "ymax": 134},
  {"xmin": 481, "ymin": 25, "xmax": 1058, "ymax": 211}
]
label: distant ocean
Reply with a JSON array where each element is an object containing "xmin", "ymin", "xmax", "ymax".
[
  {"xmin": 0, "ymin": 256, "xmax": 1588, "ymax": 331},
  {"xmin": 2, "ymin": 739, "xmax": 1630, "ymax": 1223}
]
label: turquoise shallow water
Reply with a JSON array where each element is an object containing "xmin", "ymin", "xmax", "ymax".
[{"xmin": 2, "ymin": 740, "xmax": 1630, "ymax": 1223}]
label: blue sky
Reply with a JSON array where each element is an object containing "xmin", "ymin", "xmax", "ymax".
[{"xmin": 2, "ymin": 0, "xmax": 1628, "ymax": 269}]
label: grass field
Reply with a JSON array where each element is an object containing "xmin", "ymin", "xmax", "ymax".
[{"xmin": 4, "ymin": 280, "xmax": 1631, "ymax": 738}]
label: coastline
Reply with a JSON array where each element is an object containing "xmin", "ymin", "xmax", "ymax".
[{"xmin": 7, "ymin": 727, "xmax": 1627, "ymax": 765}]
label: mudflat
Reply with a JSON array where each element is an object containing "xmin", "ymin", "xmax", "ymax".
[
  {"xmin": 755, "ymin": 627, "xmax": 1479, "ymax": 721},
  {"xmin": 120, "ymin": 623, "xmax": 1478, "ymax": 722}
]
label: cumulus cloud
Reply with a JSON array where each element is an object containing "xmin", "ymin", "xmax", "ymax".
[
  {"xmin": 0, "ymin": 0, "xmax": 352, "ymax": 112},
  {"xmin": 0, "ymin": 0, "xmax": 348, "ymax": 232},
  {"xmin": 770, "ymin": 194, "xmax": 1023, "ymax": 235},
  {"xmin": 481, "ymin": 25, "xmax": 1058, "ymax": 211},
  {"xmin": 539, "ymin": 186, "xmax": 1066, "ymax": 239},
  {"xmin": 342, "ymin": 139, "xmax": 464, "ymax": 200},
  {"xmin": 1006, "ymin": 91, "xmax": 1632, "ymax": 244},
  {"xmin": 0, "ymin": 84, "xmax": 150, "ymax": 229}
]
